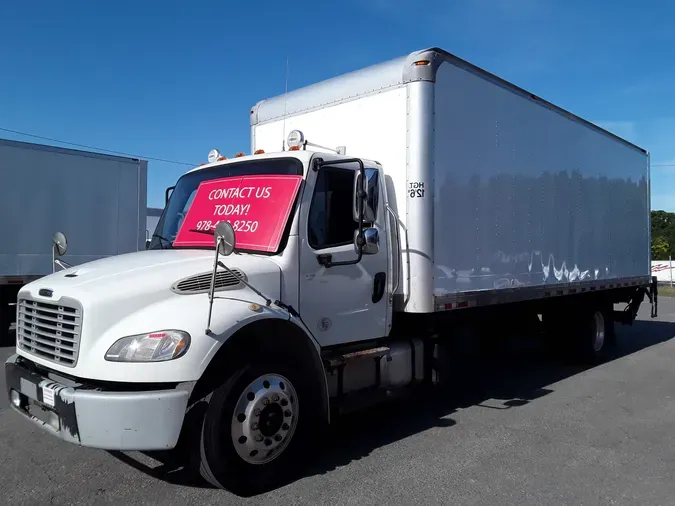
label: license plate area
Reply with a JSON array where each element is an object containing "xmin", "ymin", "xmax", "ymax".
[
  {"xmin": 11, "ymin": 377, "xmax": 63, "ymax": 432},
  {"xmin": 26, "ymin": 398, "xmax": 61, "ymax": 431},
  {"xmin": 6, "ymin": 357, "xmax": 80, "ymax": 441}
]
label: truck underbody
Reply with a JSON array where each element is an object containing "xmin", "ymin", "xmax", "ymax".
[{"xmin": 321, "ymin": 277, "xmax": 658, "ymax": 416}]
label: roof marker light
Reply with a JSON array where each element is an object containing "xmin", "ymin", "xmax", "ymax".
[
  {"xmin": 234, "ymin": 152, "xmax": 246, "ymax": 158},
  {"xmin": 254, "ymin": 149, "xmax": 265, "ymax": 155},
  {"xmin": 208, "ymin": 149, "xmax": 221, "ymax": 163}
]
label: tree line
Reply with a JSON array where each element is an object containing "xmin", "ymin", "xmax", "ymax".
[{"xmin": 652, "ymin": 210, "xmax": 675, "ymax": 260}]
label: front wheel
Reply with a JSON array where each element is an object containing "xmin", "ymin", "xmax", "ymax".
[{"xmin": 198, "ymin": 353, "xmax": 322, "ymax": 495}]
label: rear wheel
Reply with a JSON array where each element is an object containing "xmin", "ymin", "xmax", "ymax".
[
  {"xmin": 544, "ymin": 303, "xmax": 612, "ymax": 364},
  {"xmin": 198, "ymin": 351, "xmax": 322, "ymax": 495},
  {"xmin": 575, "ymin": 307, "xmax": 610, "ymax": 364}
]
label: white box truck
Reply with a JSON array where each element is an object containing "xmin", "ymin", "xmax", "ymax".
[
  {"xmin": 0, "ymin": 138, "xmax": 148, "ymax": 345},
  {"xmin": 4, "ymin": 48, "xmax": 657, "ymax": 495}
]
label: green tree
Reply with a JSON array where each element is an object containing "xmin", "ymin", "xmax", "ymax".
[
  {"xmin": 652, "ymin": 210, "xmax": 675, "ymax": 258},
  {"xmin": 652, "ymin": 235, "xmax": 670, "ymax": 260}
]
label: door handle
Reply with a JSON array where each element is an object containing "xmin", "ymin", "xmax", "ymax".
[{"xmin": 372, "ymin": 272, "xmax": 386, "ymax": 303}]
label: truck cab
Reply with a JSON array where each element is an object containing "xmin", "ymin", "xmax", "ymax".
[{"xmin": 5, "ymin": 141, "xmax": 400, "ymax": 495}]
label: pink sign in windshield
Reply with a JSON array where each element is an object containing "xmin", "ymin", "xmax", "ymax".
[{"xmin": 173, "ymin": 174, "xmax": 303, "ymax": 252}]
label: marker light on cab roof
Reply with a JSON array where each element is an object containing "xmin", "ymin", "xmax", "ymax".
[{"xmin": 208, "ymin": 149, "xmax": 221, "ymax": 163}]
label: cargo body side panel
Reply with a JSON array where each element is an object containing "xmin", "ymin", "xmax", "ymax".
[
  {"xmin": 431, "ymin": 61, "xmax": 650, "ymax": 299},
  {"xmin": 0, "ymin": 139, "xmax": 147, "ymax": 278}
]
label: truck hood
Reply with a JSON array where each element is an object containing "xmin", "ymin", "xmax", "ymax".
[
  {"xmin": 24, "ymin": 249, "xmax": 281, "ymax": 298},
  {"xmin": 16, "ymin": 249, "xmax": 282, "ymax": 374}
]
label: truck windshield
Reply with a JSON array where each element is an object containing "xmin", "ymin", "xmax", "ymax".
[{"xmin": 148, "ymin": 157, "xmax": 304, "ymax": 251}]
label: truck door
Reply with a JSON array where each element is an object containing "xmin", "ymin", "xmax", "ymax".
[{"xmin": 298, "ymin": 160, "xmax": 390, "ymax": 347}]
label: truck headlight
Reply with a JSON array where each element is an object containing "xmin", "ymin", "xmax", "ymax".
[{"xmin": 104, "ymin": 330, "xmax": 191, "ymax": 362}]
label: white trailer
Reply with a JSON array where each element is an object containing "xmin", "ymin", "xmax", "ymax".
[
  {"xmin": 0, "ymin": 138, "xmax": 148, "ymax": 345},
  {"xmin": 4, "ymin": 48, "xmax": 657, "ymax": 495}
]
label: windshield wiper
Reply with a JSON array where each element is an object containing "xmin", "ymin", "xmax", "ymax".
[{"xmin": 152, "ymin": 233, "xmax": 172, "ymax": 249}]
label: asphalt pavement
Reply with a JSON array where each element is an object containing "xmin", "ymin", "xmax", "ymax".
[{"xmin": 2, "ymin": 300, "xmax": 675, "ymax": 505}]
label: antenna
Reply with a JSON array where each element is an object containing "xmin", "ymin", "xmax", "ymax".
[{"xmin": 282, "ymin": 56, "xmax": 289, "ymax": 152}]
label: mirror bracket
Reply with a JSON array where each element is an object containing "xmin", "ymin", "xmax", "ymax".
[
  {"xmin": 205, "ymin": 221, "xmax": 275, "ymax": 333},
  {"xmin": 206, "ymin": 221, "xmax": 236, "ymax": 333},
  {"xmin": 165, "ymin": 186, "xmax": 175, "ymax": 206},
  {"xmin": 52, "ymin": 232, "xmax": 69, "ymax": 273}
]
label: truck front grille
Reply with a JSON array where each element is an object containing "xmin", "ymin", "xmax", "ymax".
[{"xmin": 17, "ymin": 297, "xmax": 83, "ymax": 367}]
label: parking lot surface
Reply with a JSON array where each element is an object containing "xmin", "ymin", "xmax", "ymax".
[{"xmin": 2, "ymin": 299, "xmax": 675, "ymax": 505}]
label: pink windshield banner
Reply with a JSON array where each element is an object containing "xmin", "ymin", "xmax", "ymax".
[{"xmin": 172, "ymin": 174, "xmax": 303, "ymax": 252}]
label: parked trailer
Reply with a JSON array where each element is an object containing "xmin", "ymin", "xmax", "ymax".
[
  {"xmin": 5, "ymin": 48, "xmax": 657, "ymax": 495},
  {"xmin": 0, "ymin": 138, "xmax": 148, "ymax": 345}
]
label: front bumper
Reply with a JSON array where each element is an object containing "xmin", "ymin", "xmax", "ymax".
[{"xmin": 5, "ymin": 354, "xmax": 190, "ymax": 451}]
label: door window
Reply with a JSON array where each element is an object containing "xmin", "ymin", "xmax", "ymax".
[{"xmin": 308, "ymin": 168, "xmax": 358, "ymax": 249}]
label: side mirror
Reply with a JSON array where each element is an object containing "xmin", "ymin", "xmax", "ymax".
[
  {"xmin": 52, "ymin": 232, "xmax": 68, "ymax": 257},
  {"xmin": 214, "ymin": 221, "xmax": 236, "ymax": 256},
  {"xmin": 354, "ymin": 227, "xmax": 379, "ymax": 255},
  {"xmin": 353, "ymin": 169, "xmax": 378, "ymax": 224},
  {"xmin": 165, "ymin": 186, "xmax": 175, "ymax": 206}
]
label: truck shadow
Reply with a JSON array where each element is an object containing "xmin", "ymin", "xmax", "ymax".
[
  {"xmin": 306, "ymin": 318, "xmax": 675, "ymax": 477},
  {"xmin": 107, "ymin": 316, "xmax": 675, "ymax": 495}
]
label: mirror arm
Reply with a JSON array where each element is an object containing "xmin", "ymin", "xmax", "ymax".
[
  {"xmin": 217, "ymin": 260, "xmax": 272, "ymax": 307},
  {"xmin": 165, "ymin": 186, "xmax": 175, "ymax": 205},
  {"xmin": 54, "ymin": 259, "xmax": 72, "ymax": 271},
  {"xmin": 205, "ymin": 237, "xmax": 222, "ymax": 334},
  {"xmin": 317, "ymin": 247, "xmax": 364, "ymax": 268}
]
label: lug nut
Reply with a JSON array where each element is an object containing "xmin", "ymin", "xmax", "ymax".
[
  {"xmin": 282, "ymin": 423, "xmax": 290, "ymax": 431},
  {"xmin": 255, "ymin": 435, "xmax": 263, "ymax": 442},
  {"xmin": 264, "ymin": 438, "xmax": 272, "ymax": 446},
  {"xmin": 254, "ymin": 408, "xmax": 261, "ymax": 416},
  {"xmin": 280, "ymin": 399, "xmax": 288, "ymax": 406},
  {"xmin": 274, "ymin": 434, "xmax": 282, "ymax": 442},
  {"xmin": 284, "ymin": 410, "xmax": 291, "ymax": 417},
  {"xmin": 251, "ymin": 423, "xmax": 259, "ymax": 431},
  {"xmin": 262, "ymin": 398, "xmax": 270, "ymax": 406},
  {"xmin": 272, "ymin": 393, "xmax": 280, "ymax": 402}
]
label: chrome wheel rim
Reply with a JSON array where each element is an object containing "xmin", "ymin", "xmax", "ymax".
[
  {"xmin": 593, "ymin": 311, "xmax": 605, "ymax": 352},
  {"xmin": 231, "ymin": 374, "xmax": 298, "ymax": 465}
]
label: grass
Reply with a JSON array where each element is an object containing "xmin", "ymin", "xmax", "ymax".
[{"xmin": 658, "ymin": 284, "xmax": 675, "ymax": 298}]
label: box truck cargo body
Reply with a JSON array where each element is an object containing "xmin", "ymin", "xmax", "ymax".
[
  {"xmin": 5, "ymin": 48, "xmax": 657, "ymax": 495},
  {"xmin": 251, "ymin": 48, "xmax": 651, "ymax": 314},
  {"xmin": 0, "ymin": 138, "xmax": 148, "ymax": 344}
]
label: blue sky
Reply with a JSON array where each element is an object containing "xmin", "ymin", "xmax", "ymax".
[{"xmin": 1, "ymin": 0, "xmax": 674, "ymax": 210}]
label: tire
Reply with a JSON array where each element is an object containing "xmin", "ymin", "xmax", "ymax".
[
  {"xmin": 197, "ymin": 350, "xmax": 323, "ymax": 495},
  {"xmin": 574, "ymin": 307, "xmax": 610, "ymax": 364}
]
